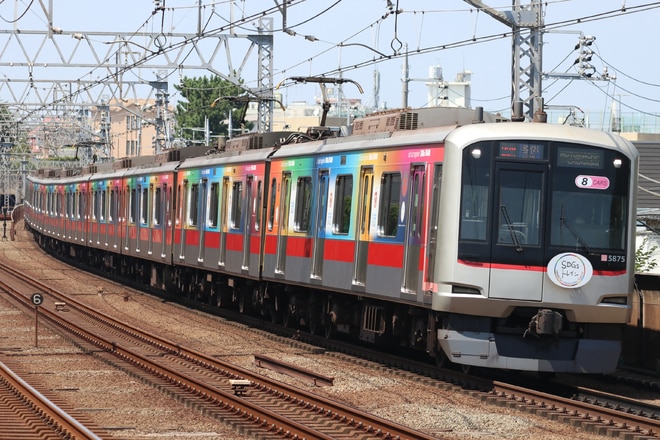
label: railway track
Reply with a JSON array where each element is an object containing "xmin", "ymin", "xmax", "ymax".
[
  {"xmin": 0, "ymin": 358, "xmax": 105, "ymax": 439},
  {"xmin": 0, "ymin": 260, "xmax": 438, "ymax": 440},
  {"xmin": 2, "ymin": 249, "xmax": 660, "ymax": 439}
]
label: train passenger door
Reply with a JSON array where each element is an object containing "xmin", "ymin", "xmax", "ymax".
[
  {"xmin": 353, "ymin": 167, "xmax": 373, "ymax": 286},
  {"xmin": 489, "ymin": 163, "xmax": 546, "ymax": 301},
  {"xmin": 311, "ymin": 170, "xmax": 329, "ymax": 279},
  {"xmin": 198, "ymin": 179, "xmax": 208, "ymax": 263},
  {"xmin": 425, "ymin": 164, "xmax": 442, "ymax": 288},
  {"xmin": 178, "ymin": 180, "xmax": 188, "ymax": 260},
  {"xmin": 275, "ymin": 173, "xmax": 291, "ymax": 274},
  {"xmin": 242, "ymin": 176, "xmax": 254, "ymax": 270},
  {"xmin": 219, "ymin": 177, "xmax": 229, "ymax": 267},
  {"xmin": 402, "ymin": 165, "xmax": 425, "ymax": 294}
]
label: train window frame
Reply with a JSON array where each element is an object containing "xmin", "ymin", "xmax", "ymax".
[
  {"xmin": 230, "ymin": 180, "xmax": 243, "ymax": 230},
  {"xmin": 333, "ymin": 174, "xmax": 353, "ymax": 235},
  {"xmin": 140, "ymin": 186, "xmax": 149, "ymax": 225},
  {"xmin": 294, "ymin": 176, "xmax": 312, "ymax": 233},
  {"xmin": 377, "ymin": 172, "xmax": 401, "ymax": 237}
]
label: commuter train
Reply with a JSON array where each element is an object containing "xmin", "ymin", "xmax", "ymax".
[{"xmin": 24, "ymin": 106, "xmax": 639, "ymax": 373}]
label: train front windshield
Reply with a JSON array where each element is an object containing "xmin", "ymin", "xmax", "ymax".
[{"xmin": 458, "ymin": 141, "xmax": 631, "ymax": 271}]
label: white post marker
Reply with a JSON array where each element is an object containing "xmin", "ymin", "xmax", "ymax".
[{"xmin": 31, "ymin": 293, "xmax": 43, "ymax": 348}]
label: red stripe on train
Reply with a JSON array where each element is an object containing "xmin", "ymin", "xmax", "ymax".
[
  {"xmin": 367, "ymin": 242, "xmax": 404, "ymax": 268},
  {"xmin": 458, "ymin": 259, "xmax": 626, "ymax": 276}
]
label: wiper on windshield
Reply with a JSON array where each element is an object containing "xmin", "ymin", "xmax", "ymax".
[
  {"xmin": 560, "ymin": 204, "xmax": 594, "ymax": 255},
  {"xmin": 500, "ymin": 205, "xmax": 523, "ymax": 252}
]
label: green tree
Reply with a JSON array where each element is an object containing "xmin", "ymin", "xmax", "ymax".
[
  {"xmin": 173, "ymin": 75, "xmax": 253, "ymax": 142},
  {"xmin": 635, "ymin": 236, "xmax": 659, "ymax": 273}
]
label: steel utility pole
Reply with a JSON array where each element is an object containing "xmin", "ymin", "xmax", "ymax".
[{"xmin": 463, "ymin": 0, "xmax": 543, "ymax": 120}]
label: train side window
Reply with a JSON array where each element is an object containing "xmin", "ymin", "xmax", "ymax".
[
  {"xmin": 77, "ymin": 191, "xmax": 82, "ymax": 219},
  {"xmin": 208, "ymin": 182, "xmax": 219, "ymax": 228},
  {"xmin": 230, "ymin": 181, "xmax": 243, "ymax": 229},
  {"xmin": 378, "ymin": 172, "xmax": 401, "ymax": 237},
  {"xmin": 189, "ymin": 183, "xmax": 200, "ymax": 227},
  {"xmin": 333, "ymin": 174, "xmax": 353, "ymax": 234},
  {"xmin": 267, "ymin": 178, "xmax": 277, "ymax": 231},
  {"xmin": 294, "ymin": 176, "xmax": 312, "ymax": 232}
]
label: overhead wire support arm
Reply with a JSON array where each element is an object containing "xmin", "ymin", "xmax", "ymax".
[{"xmin": 276, "ymin": 76, "xmax": 364, "ymax": 127}]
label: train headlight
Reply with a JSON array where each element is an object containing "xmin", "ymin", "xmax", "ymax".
[
  {"xmin": 471, "ymin": 148, "xmax": 482, "ymax": 159},
  {"xmin": 613, "ymin": 158, "xmax": 622, "ymax": 168}
]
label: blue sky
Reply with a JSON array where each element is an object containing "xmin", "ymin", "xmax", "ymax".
[{"xmin": 1, "ymin": 1, "xmax": 659, "ymax": 124}]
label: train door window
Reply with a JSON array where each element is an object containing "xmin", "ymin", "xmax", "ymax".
[
  {"xmin": 208, "ymin": 182, "xmax": 219, "ymax": 228},
  {"xmin": 153, "ymin": 187, "xmax": 162, "ymax": 226},
  {"xmin": 497, "ymin": 170, "xmax": 542, "ymax": 247},
  {"xmin": 129, "ymin": 188, "xmax": 137, "ymax": 224},
  {"xmin": 189, "ymin": 182, "xmax": 200, "ymax": 227},
  {"xmin": 377, "ymin": 172, "xmax": 401, "ymax": 237},
  {"xmin": 408, "ymin": 167, "xmax": 425, "ymax": 240},
  {"xmin": 140, "ymin": 186, "xmax": 149, "ymax": 225},
  {"xmin": 333, "ymin": 174, "xmax": 353, "ymax": 234},
  {"xmin": 110, "ymin": 189, "xmax": 117, "ymax": 222},
  {"xmin": 426, "ymin": 164, "xmax": 442, "ymax": 284},
  {"xmin": 101, "ymin": 189, "xmax": 107, "ymax": 221},
  {"xmin": 294, "ymin": 176, "xmax": 312, "ymax": 232},
  {"xmin": 92, "ymin": 190, "xmax": 99, "ymax": 220},
  {"xmin": 267, "ymin": 178, "xmax": 277, "ymax": 231},
  {"xmin": 176, "ymin": 182, "xmax": 183, "ymax": 226},
  {"xmin": 77, "ymin": 191, "xmax": 82, "ymax": 219},
  {"xmin": 255, "ymin": 180, "xmax": 262, "ymax": 232},
  {"xmin": 359, "ymin": 170, "xmax": 373, "ymax": 235},
  {"xmin": 230, "ymin": 181, "xmax": 243, "ymax": 229}
]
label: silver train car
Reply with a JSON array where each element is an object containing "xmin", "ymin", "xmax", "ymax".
[{"xmin": 24, "ymin": 107, "xmax": 639, "ymax": 373}]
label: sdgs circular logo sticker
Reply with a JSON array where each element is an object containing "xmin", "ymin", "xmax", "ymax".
[{"xmin": 547, "ymin": 252, "xmax": 593, "ymax": 288}]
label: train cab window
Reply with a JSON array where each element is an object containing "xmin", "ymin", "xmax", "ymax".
[
  {"xmin": 333, "ymin": 174, "xmax": 353, "ymax": 234},
  {"xmin": 378, "ymin": 173, "xmax": 401, "ymax": 237},
  {"xmin": 189, "ymin": 183, "xmax": 199, "ymax": 227},
  {"xmin": 460, "ymin": 145, "xmax": 490, "ymax": 241},
  {"xmin": 294, "ymin": 177, "xmax": 312, "ymax": 232},
  {"xmin": 230, "ymin": 181, "xmax": 243, "ymax": 229},
  {"xmin": 267, "ymin": 178, "xmax": 277, "ymax": 231},
  {"xmin": 208, "ymin": 182, "xmax": 219, "ymax": 228}
]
